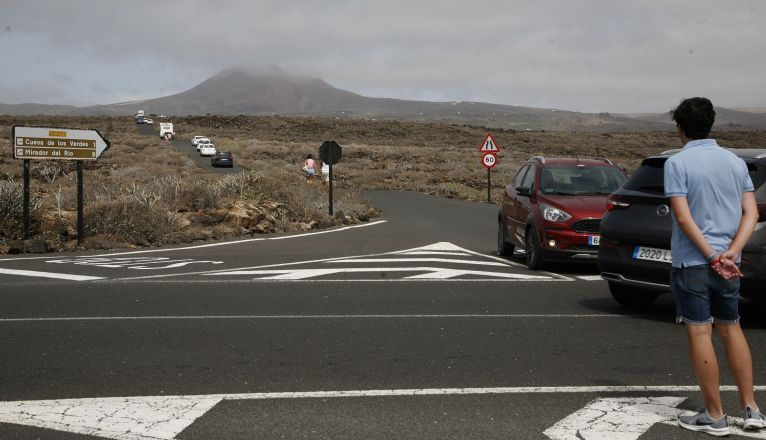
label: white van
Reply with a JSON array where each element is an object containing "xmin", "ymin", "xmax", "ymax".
[{"xmin": 159, "ymin": 122, "xmax": 174, "ymax": 140}]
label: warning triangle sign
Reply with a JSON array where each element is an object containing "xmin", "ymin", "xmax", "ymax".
[{"xmin": 479, "ymin": 132, "xmax": 500, "ymax": 152}]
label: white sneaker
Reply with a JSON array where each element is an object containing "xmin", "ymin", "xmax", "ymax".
[{"xmin": 744, "ymin": 406, "xmax": 766, "ymax": 430}]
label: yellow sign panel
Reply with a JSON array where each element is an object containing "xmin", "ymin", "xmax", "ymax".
[{"xmin": 48, "ymin": 130, "xmax": 67, "ymax": 137}]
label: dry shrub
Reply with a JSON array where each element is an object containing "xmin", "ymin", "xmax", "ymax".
[
  {"xmin": 85, "ymin": 198, "xmax": 181, "ymax": 245},
  {"xmin": 179, "ymin": 181, "xmax": 222, "ymax": 211},
  {"xmin": 0, "ymin": 180, "xmax": 44, "ymax": 241},
  {"xmin": 217, "ymin": 170, "xmax": 259, "ymax": 199}
]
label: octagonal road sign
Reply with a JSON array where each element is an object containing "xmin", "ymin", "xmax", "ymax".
[{"xmin": 319, "ymin": 141, "xmax": 342, "ymax": 165}]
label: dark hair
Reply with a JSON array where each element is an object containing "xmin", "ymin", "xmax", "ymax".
[
  {"xmin": 670, "ymin": 97, "xmax": 715, "ymax": 139},
  {"xmin": 307, "ymin": 154, "xmax": 313, "ymax": 159}
]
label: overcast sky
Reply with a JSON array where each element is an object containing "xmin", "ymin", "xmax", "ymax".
[{"xmin": 1, "ymin": 0, "xmax": 764, "ymax": 113}]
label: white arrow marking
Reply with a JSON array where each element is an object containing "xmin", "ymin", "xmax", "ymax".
[
  {"xmin": 0, "ymin": 268, "xmax": 104, "ymax": 281},
  {"xmin": 544, "ymin": 397, "xmax": 686, "ymax": 440},
  {"xmin": 326, "ymin": 257, "xmax": 507, "ymax": 266},
  {"xmin": 544, "ymin": 397, "xmax": 766, "ymax": 440},
  {"xmin": 207, "ymin": 267, "xmax": 551, "ymax": 280},
  {"xmin": 0, "ymin": 395, "xmax": 221, "ymax": 440},
  {"xmin": 2, "ymin": 387, "xmax": 766, "ymax": 440}
]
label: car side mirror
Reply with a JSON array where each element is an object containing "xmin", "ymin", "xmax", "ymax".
[{"xmin": 515, "ymin": 186, "xmax": 531, "ymax": 197}]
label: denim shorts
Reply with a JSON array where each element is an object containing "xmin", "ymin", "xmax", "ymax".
[{"xmin": 670, "ymin": 265, "xmax": 740, "ymax": 325}]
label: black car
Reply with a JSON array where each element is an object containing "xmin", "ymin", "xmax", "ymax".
[
  {"xmin": 211, "ymin": 151, "xmax": 234, "ymax": 168},
  {"xmin": 598, "ymin": 148, "xmax": 766, "ymax": 308}
]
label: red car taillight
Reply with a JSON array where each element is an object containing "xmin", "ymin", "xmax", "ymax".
[{"xmin": 606, "ymin": 194, "xmax": 630, "ymax": 211}]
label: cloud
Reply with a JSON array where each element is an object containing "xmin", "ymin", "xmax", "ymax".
[{"xmin": 0, "ymin": 0, "xmax": 764, "ymax": 112}]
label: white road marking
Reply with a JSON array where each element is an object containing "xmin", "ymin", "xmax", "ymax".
[
  {"xmin": 326, "ymin": 257, "xmax": 508, "ymax": 266},
  {"xmin": 46, "ymin": 257, "xmax": 224, "ymax": 270},
  {"xmin": 544, "ymin": 396, "xmax": 766, "ymax": 440},
  {"xmin": 127, "ymin": 241, "xmax": 569, "ymax": 282},
  {"xmin": 0, "ymin": 220, "xmax": 388, "ymax": 261},
  {"xmin": 545, "ymin": 397, "xmax": 686, "ymax": 440},
  {"xmin": 208, "ymin": 267, "xmax": 550, "ymax": 280},
  {"xmin": 396, "ymin": 251, "xmax": 471, "ymax": 256},
  {"xmin": 576, "ymin": 275, "xmax": 604, "ymax": 281},
  {"xmin": 1, "ymin": 386, "xmax": 765, "ymax": 440},
  {"xmin": 0, "ymin": 268, "xmax": 104, "ymax": 281},
  {"xmin": 0, "ymin": 314, "xmax": 631, "ymax": 323}
]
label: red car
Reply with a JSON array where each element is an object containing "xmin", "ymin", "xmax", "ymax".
[{"xmin": 498, "ymin": 156, "xmax": 628, "ymax": 269}]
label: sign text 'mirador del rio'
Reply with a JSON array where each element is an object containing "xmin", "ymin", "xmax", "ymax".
[{"xmin": 13, "ymin": 126, "xmax": 110, "ymax": 160}]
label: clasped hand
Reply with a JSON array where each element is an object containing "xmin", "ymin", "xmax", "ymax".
[{"xmin": 711, "ymin": 251, "xmax": 743, "ymax": 279}]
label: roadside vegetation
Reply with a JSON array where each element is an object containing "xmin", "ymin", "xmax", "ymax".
[{"xmin": 2, "ymin": 114, "xmax": 765, "ymax": 253}]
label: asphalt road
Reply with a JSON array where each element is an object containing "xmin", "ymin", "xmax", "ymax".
[
  {"xmin": 1, "ymin": 189, "xmax": 765, "ymax": 439},
  {"xmin": 136, "ymin": 122, "xmax": 242, "ymax": 174}
]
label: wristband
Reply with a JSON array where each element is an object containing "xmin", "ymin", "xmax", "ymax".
[{"xmin": 705, "ymin": 251, "xmax": 720, "ymax": 264}]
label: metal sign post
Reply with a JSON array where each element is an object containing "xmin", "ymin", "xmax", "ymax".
[
  {"xmin": 77, "ymin": 162, "xmax": 84, "ymax": 246},
  {"xmin": 479, "ymin": 133, "xmax": 500, "ymax": 204},
  {"xmin": 13, "ymin": 126, "xmax": 110, "ymax": 249},
  {"xmin": 482, "ymin": 152, "xmax": 497, "ymax": 203},
  {"xmin": 319, "ymin": 141, "xmax": 343, "ymax": 216},
  {"xmin": 23, "ymin": 160, "xmax": 30, "ymax": 240}
]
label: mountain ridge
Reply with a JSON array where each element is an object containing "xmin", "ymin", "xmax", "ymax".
[{"xmin": 2, "ymin": 68, "xmax": 766, "ymax": 132}]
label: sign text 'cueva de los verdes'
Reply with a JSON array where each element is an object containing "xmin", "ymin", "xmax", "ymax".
[{"xmin": 13, "ymin": 126, "xmax": 110, "ymax": 160}]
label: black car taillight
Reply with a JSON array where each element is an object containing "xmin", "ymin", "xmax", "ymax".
[{"xmin": 606, "ymin": 194, "xmax": 630, "ymax": 211}]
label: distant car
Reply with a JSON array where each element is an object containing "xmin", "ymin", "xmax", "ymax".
[
  {"xmin": 191, "ymin": 136, "xmax": 207, "ymax": 146},
  {"xmin": 143, "ymin": 118, "xmax": 153, "ymax": 125},
  {"xmin": 196, "ymin": 139, "xmax": 212, "ymax": 151},
  {"xmin": 199, "ymin": 144, "xmax": 217, "ymax": 157},
  {"xmin": 498, "ymin": 156, "xmax": 628, "ymax": 269},
  {"xmin": 211, "ymin": 151, "xmax": 234, "ymax": 168},
  {"xmin": 598, "ymin": 148, "xmax": 766, "ymax": 308}
]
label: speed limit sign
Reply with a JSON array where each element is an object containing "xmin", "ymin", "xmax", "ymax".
[{"xmin": 481, "ymin": 152, "xmax": 497, "ymax": 168}]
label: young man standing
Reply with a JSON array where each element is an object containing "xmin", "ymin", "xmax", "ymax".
[{"xmin": 664, "ymin": 97, "xmax": 763, "ymax": 436}]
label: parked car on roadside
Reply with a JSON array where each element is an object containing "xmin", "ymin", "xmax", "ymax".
[
  {"xmin": 143, "ymin": 118, "xmax": 153, "ymax": 125},
  {"xmin": 498, "ymin": 156, "xmax": 628, "ymax": 269},
  {"xmin": 199, "ymin": 144, "xmax": 217, "ymax": 157},
  {"xmin": 191, "ymin": 136, "xmax": 207, "ymax": 146},
  {"xmin": 598, "ymin": 148, "xmax": 766, "ymax": 308},
  {"xmin": 196, "ymin": 139, "xmax": 212, "ymax": 151},
  {"xmin": 211, "ymin": 151, "xmax": 233, "ymax": 168}
]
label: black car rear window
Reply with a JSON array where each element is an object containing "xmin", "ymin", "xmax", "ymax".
[
  {"xmin": 623, "ymin": 158, "xmax": 666, "ymax": 193},
  {"xmin": 625, "ymin": 156, "xmax": 764, "ymax": 194}
]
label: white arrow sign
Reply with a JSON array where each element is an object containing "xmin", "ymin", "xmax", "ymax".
[
  {"xmin": 13, "ymin": 126, "xmax": 110, "ymax": 160},
  {"xmin": 544, "ymin": 397, "xmax": 766, "ymax": 440}
]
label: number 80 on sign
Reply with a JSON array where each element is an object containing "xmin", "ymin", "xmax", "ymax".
[{"xmin": 481, "ymin": 152, "xmax": 497, "ymax": 168}]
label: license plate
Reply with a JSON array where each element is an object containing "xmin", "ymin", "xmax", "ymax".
[
  {"xmin": 632, "ymin": 246, "xmax": 672, "ymax": 263},
  {"xmin": 588, "ymin": 235, "xmax": 600, "ymax": 246}
]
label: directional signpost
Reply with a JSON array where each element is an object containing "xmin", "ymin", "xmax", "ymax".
[
  {"xmin": 13, "ymin": 126, "xmax": 110, "ymax": 248},
  {"xmin": 479, "ymin": 132, "xmax": 500, "ymax": 203},
  {"xmin": 319, "ymin": 140, "xmax": 342, "ymax": 215}
]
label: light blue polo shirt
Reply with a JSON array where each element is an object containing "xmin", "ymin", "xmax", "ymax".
[{"xmin": 664, "ymin": 139, "xmax": 754, "ymax": 268}]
